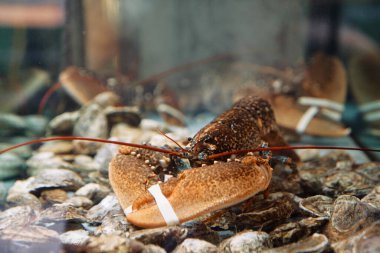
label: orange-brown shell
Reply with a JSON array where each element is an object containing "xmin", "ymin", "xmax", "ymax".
[{"xmin": 109, "ymin": 153, "xmax": 272, "ymax": 228}]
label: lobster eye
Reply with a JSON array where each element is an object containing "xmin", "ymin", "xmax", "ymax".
[
  {"xmin": 203, "ymin": 137, "xmax": 217, "ymax": 151},
  {"xmin": 187, "ymin": 137, "xmax": 192, "ymax": 142},
  {"xmin": 203, "ymin": 136, "xmax": 216, "ymax": 145}
]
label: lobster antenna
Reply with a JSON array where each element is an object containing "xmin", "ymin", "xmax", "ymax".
[
  {"xmin": 156, "ymin": 128, "xmax": 188, "ymax": 154},
  {"xmin": 208, "ymin": 145, "xmax": 380, "ymax": 160},
  {"xmin": 0, "ymin": 136, "xmax": 182, "ymax": 156},
  {"xmin": 38, "ymin": 82, "xmax": 62, "ymax": 114}
]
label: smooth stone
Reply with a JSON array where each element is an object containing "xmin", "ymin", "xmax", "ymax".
[
  {"xmin": 9, "ymin": 168, "xmax": 84, "ymax": 195},
  {"xmin": 92, "ymin": 91, "xmax": 121, "ymax": 109},
  {"xmin": 0, "ymin": 153, "xmax": 26, "ymax": 180},
  {"xmin": 94, "ymin": 213, "xmax": 130, "ymax": 236},
  {"xmin": 24, "ymin": 115, "xmax": 48, "ymax": 136},
  {"xmin": 270, "ymin": 217, "xmax": 328, "ymax": 246},
  {"xmin": 0, "ymin": 182, "xmax": 6, "ymax": 205},
  {"xmin": 219, "ymin": 231, "xmax": 272, "ymax": 253},
  {"xmin": 173, "ymin": 238, "xmax": 218, "ymax": 253},
  {"xmin": 104, "ymin": 106, "xmax": 141, "ymax": 127},
  {"xmin": 130, "ymin": 226, "xmax": 188, "ymax": 252},
  {"xmin": 6, "ymin": 192, "xmax": 42, "ymax": 210},
  {"xmin": 362, "ymin": 184, "xmax": 380, "ymax": 209},
  {"xmin": 64, "ymin": 196, "xmax": 93, "ymax": 209},
  {"xmin": 39, "ymin": 189, "xmax": 68, "ymax": 206},
  {"xmin": 85, "ymin": 235, "xmax": 149, "ymax": 252},
  {"xmin": 73, "ymin": 103, "xmax": 108, "ymax": 155},
  {"xmin": 0, "ymin": 113, "xmax": 27, "ymax": 136},
  {"xmin": 26, "ymin": 152, "xmax": 74, "ymax": 175},
  {"xmin": 59, "ymin": 229, "xmax": 90, "ymax": 246},
  {"xmin": 0, "ymin": 143, "xmax": 32, "ymax": 159},
  {"xmin": 332, "ymin": 221, "xmax": 380, "ymax": 252},
  {"xmin": 73, "ymin": 155, "xmax": 102, "ymax": 173},
  {"xmin": 47, "ymin": 111, "xmax": 79, "ymax": 135},
  {"xmin": 0, "ymin": 206, "xmax": 38, "ymax": 230},
  {"xmin": 299, "ymin": 195, "xmax": 334, "ymax": 217},
  {"xmin": 0, "ymin": 225, "xmax": 61, "ymax": 253},
  {"xmin": 38, "ymin": 141, "xmax": 74, "ymax": 154},
  {"xmin": 331, "ymin": 195, "xmax": 380, "ymax": 233},
  {"xmin": 94, "ymin": 136, "xmax": 128, "ymax": 175},
  {"xmin": 39, "ymin": 203, "xmax": 88, "ymax": 224},
  {"xmin": 263, "ymin": 233, "xmax": 329, "ymax": 253},
  {"xmin": 86, "ymin": 194, "xmax": 122, "ymax": 223},
  {"xmin": 75, "ymin": 183, "xmax": 110, "ymax": 204}
]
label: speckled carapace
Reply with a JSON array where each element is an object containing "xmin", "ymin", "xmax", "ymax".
[{"xmin": 188, "ymin": 96, "xmax": 299, "ymax": 161}]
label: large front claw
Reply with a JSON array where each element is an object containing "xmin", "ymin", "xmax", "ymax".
[
  {"xmin": 109, "ymin": 152, "xmax": 160, "ymax": 210},
  {"xmin": 109, "ymin": 153, "xmax": 272, "ymax": 228}
]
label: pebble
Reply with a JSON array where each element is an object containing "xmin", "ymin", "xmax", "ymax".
[
  {"xmin": 85, "ymin": 234, "xmax": 165, "ymax": 253},
  {"xmin": 0, "ymin": 153, "xmax": 26, "ymax": 180},
  {"xmin": 92, "ymin": 91, "xmax": 121, "ymax": 109},
  {"xmin": 173, "ymin": 238, "xmax": 218, "ymax": 253},
  {"xmin": 73, "ymin": 103, "xmax": 108, "ymax": 155},
  {"xmin": 75, "ymin": 183, "xmax": 110, "ymax": 204},
  {"xmin": 329, "ymin": 195, "xmax": 380, "ymax": 238},
  {"xmin": 86, "ymin": 194, "xmax": 122, "ymax": 223},
  {"xmin": 263, "ymin": 233, "xmax": 329, "ymax": 253},
  {"xmin": 47, "ymin": 111, "xmax": 79, "ymax": 135},
  {"xmin": 94, "ymin": 213, "xmax": 130, "ymax": 236},
  {"xmin": 73, "ymin": 155, "xmax": 102, "ymax": 173},
  {"xmin": 59, "ymin": 229, "xmax": 90, "ymax": 246},
  {"xmin": 0, "ymin": 113, "xmax": 27, "ymax": 136},
  {"xmin": 38, "ymin": 141, "xmax": 74, "ymax": 154},
  {"xmin": 8, "ymin": 168, "xmax": 83, "ymax": 198},
  {"xmin": 64, "ymin": 196, "xmax": 94, "ymax": 209},
  {"xmin": 6, "ymin": 192, "xmax": 42, "ymax": 210},
  {"xmin": 332, "ymin": 221, "xmax": 380, "ymax": 252},
  {"xmin": 94, "ymin": 137, "xmax": 121, "ymax": 175},
  {"xmin": 0, "ymin": 142, "xmax": 32, "ymax": 159},
  {"xmin": 362, "ymin": 184, "xmax": 380, "ymax": 208},
  {"xmin": 39, "ymin": 189, "xmax": 68, "ymax": 206},
  {"xmin": 270, "ymin": 217, "xmax": 328, "ymax": 246},
  {"xmin": 0, "ymin": 225, "xmax": 61, "ymax": 253},
  {"xmin": 130, "ymin": 226, "xmax": 188, "ymax": 252},
  {"xmin": 219, "ymin": 231, "xmax": 272, "ymax": 253},
  {"xmin": 39, "ymin": 203, "xmax": 88, "ymax": 224},
  {"xmin": 26, "ymin": 152, "xmax": 74, "ymax": 175},
  {"xmin": 104, "ymin": 106, "xmax": 142, "ymax": 127},
  {"xmin": 0, "ymin": 206, "xmax": 37, "ymax": 230},
  {"xmin": 24, "ymin": 115, "xmax": 48, "ymax": 136},
  {"xmin": 0, "ymin": 182, "xmax": 6, "ymax": 205},
  {"xmin": 299, "ymin": 195, "xmax": 334, "ymax": 217}
]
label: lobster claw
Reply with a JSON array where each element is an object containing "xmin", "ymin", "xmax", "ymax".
[{"xmin": 109, "ymin": 153, "xmax": 273, "ymax": 228}]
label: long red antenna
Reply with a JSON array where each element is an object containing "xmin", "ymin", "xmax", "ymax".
[
  {"xmin": 0, "ymin": 136, "xmax": 182, "ymax": 156},
  {"xmin": 208, "ymin": 146, "xmax": 380, "ymax": 160},
  {"xmin": 38, "ymin": 82, "xmax": 62, "ymax": 114}
]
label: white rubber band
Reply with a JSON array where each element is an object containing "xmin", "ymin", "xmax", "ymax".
[
  {"xmin": 296, "ymin": 106, "xmax": 319, "ymax": 134},
  {"xmin": 148, "ymin": 184, "xmax": 179, "ymax": 226},
  {"xmin": 298, "ymin": 97, "xmax": 344, "ymax": 112},
  {"xmin": 320, "ymin": 108, "xmax": 342, "ymax": 122},
  {"xmin": 124, "ymin": 205, "xmax": 133, "ymax": 216},
  {"xmin": 157, "ymin": 104, "xmax": 186, "ymax": 123},
  {"xmin": 359, "ymin": 100, "xmax": 380, "ymax": 113},
  {"xmin": 363, "ymin": 111, "xmax": 380, "ymax": 122}
]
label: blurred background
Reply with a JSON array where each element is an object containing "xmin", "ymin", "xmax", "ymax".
[{"xmin": 0, "ymin": 0, "xmax": 379, "ymax": 153}]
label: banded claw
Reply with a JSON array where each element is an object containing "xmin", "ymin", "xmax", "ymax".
[{"xmin": 109, "ymin": 152, "xmax": 272, "ymax": 228}]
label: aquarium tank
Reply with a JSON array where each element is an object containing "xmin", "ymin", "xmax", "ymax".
[{"xmin": 0, "ymin": 0, "xmax": 380, "ymax": 252}]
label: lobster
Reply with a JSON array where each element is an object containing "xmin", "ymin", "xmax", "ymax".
[{"xmin": 1, "ymin": 96, "xmax": 379, "ymax": 228}]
